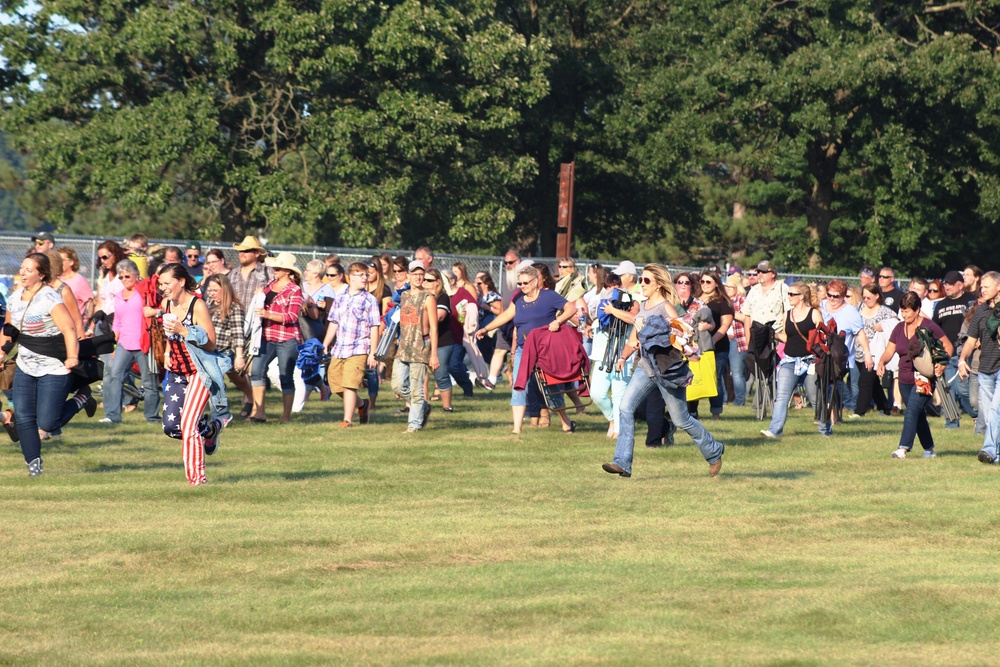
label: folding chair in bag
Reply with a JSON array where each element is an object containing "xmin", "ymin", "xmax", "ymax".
[{"xmin": 515, "ymin": 326, "xmax": 592, "ymax": 411}]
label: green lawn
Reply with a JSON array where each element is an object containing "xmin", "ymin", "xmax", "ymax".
[{"xmin": 1, "ymin": 389, "xmax": 997, "ymax": 666}]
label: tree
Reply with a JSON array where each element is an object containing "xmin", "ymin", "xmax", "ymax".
[{"xmin": 0, "ymin": 0, "xmax": 549, "ymax": 249}]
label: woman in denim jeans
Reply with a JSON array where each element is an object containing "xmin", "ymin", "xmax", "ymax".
[
  {"xmin": 602, "ymin": 264, "xmax": 725, "ymax": 479},
  {"xmin": 760, "ymin": 282, "xmax": 821, "ymax": 438},
  {"xmin": 878, "ymin": 292, "xmax": 952, "ymax": 459},
  {"xmin": 249, "ymin": 252, "xmax": 303, "ymax": 423}
]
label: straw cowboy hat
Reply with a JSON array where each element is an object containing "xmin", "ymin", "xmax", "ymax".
[
  {"xmin": 264, "ymin": 251, "xmax": 302, "ymax": 277},
  {"xmin": 233, "ymin": 235, "xmax": 266, "ymax": 253}
]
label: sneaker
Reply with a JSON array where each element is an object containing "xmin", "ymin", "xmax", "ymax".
[
  {"xmin": 979, "ymin": 451, "xmax": 995, "ymax": 465},
  {"xmin": 477, "ymin": 378, "xmax": 495, "ymax": 391},
  {"xmin": 420, "ymin": 402, "xmax": 431, "ymax": 428},
  {"xmin": 357, "ymin": 399, "xmax": 370, "ymax": 425},
  {"xmin": 922, "ymin": 449, "xmax": 936, "ymax": 458},
  {"xmin": 760, "ymin": 429, "xmax": 777, "ymax": 438},
  {"xmin": 84, "ymin": 395, "xmax": 98, "ymax": 418},
  {"xmin": 404, "ymin": 426, "xmax": 419, "ymax": 433},
  {"xmin": 320, "ymin": 385, "xmax": 331, "ymax": 401},
  {"xmin": 848, "ymin": 413, "xmax": 861, "ymax": 420},
  {"xmin": 98, "ymin": 417, "xmax": 115, "ymax": 424},
  {"xmin": 442, "ymin": 406, "xmax": 455, "ymax": 413},
  {"xmin": 338, "ymin": 420, "xmax": 352, "ymax": 428},
  {"xmin": 203, "ymin": 419, "xmax": 221, "ymax": 456},
  {"xmin": 26, "ymin": 457, "xmax": 42, "ymax": 477},
  {"xmin": 891, "ymin": 448, "xmax": 908, "ymax": 459}
]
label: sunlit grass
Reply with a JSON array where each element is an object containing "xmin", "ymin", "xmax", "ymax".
[{"xmin": 0, "ymin": 388, "xmax": 996, "ymax": 665}]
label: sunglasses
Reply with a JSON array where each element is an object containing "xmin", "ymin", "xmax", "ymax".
[
  {"xmin": 929, "ymin": 288, "xmax": 940, "ymax": 293},
  {"xmin": 788, "ymin": 292, "xmax": 801, "ymax": 297},
  {"xmin": 34, "ymin": 240, "xmax": 47, "ymax": 246},
  {"xmin": 475, "ymin": 281, "xmax": 484, "ymax": 285},
  {"xmin": 676, "ymin": 280, "xmax": 690, "ymax": 286},
  {"xmin": 516, "ymin": 280, "xmax": 534, "ymax": 287},
  {"xmin": 747, "ymin": 271, "xmax": 758, "ymax": 277},
  {"xmin": 879, "ymin": 275, "xmax": 893, "ymax": 280},
  {"xmin": 700, "ymin": 279, "xmax": 714, "ymax": 285},
  {"xmin": 186, "ymin": 253, "xmax": 200, "ymax": 259},
  {"xmin": 504, "ymin": 260, "xmax": 517, "ymax": 266},
  {"xmin": 424, "ymin": 278, "xmax": 439, "ymax": 283},
  {"xmin": 99, "ymin": 254, "xmax": 112, "ymax": 261},
  {"xmin": 558, "ymin": 264, "xmax": 573, "ymax": 269},
  {"xmin": 326, "ymin": 272, "xmax": 341, "ymax": 278},
  {"xmin": 827, "ymin": 293, "xmax": 843, "ymax": 299},
  {"xmin": 641, "ymin": 277, "xmax": 655, "ymax": 285}
]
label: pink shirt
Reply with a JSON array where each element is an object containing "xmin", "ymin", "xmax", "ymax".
[
  {"xmin": 62, "ymin": 272, "xmax": 94, "ymax": 320},
  {"xmin": 112, "ymin": 289, "xmax": 146, "ymax": 351}
]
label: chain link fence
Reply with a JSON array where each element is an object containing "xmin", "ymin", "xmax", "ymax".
[{"xmin": 0, "ymin": 231, "xmax": 860, "ymax": 297}]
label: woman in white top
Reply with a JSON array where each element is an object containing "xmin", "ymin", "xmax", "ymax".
[{"xmin": 0, "ymin": 254, "xmax": 84, "ymax": 476}]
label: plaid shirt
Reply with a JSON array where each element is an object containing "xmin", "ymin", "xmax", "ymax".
[
  {"xmin": 328, "ymin": 289, "xmax": 381, "ymax": 358},
  {"xmin": 728, "ymin": 294, "xmax": 748, "ymax": 353},
  {"xmin": 262, "ymin": 280, "xmax": 303, "ymax": 343},
  {"xmin": 209, "ymin": 300, "xmax": 246, "ymax": 355},
  {"xmin": 229, "ymin": 263, "xmax": 271, "ymax": 311}
]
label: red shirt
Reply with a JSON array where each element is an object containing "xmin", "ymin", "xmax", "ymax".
[{"xmin": 262, "ymin": 280, "xmax": 303, "ymax": 344}]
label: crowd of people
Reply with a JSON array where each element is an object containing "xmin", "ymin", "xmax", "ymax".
[{"xmin": 1, "ymin": 231, "xmax": 995, "ymax": 483}]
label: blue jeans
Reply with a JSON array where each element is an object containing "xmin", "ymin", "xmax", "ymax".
[
  {"xmin": 728, "ymin": 346, "xmax": 747, "ymax": 406},
  {"xmin": 846, "ymin": 365, "xmax": 859, "ymax": 412},
  {"xmin": 12, "ymin": 368, "xmax": 78, "ymax": 463},
  {"xmin": 709, "ymin": 350, "xmax": 728, "ymax": 416},
  {"xmin": 446, "ymin": 343, "xmax": 474, "ymax": 394},
  {"xmin": 899, "ymin": 382, "xmax": 934, "ymax": 452},
  {"xmin": 612, "ymin": 364, "xmax": 724, "ymax": 475},
  {"xmin": 104, "ymin": 345, "xmax": 161, "ymax": 423},
  {"xmin": 767, "ymin": 362, "xmax": 816, "ymax": 436},
  {"xmin": 979, "ymin": 370, "xmax": 1000, "ymax": 459},
  {"xmin": 251, "ymin": 339, "xmax": 298, "ymax": 394},
  {"xmin": 390, "ymin": 359, "xmax": 428, "ymax": 429},
  {"xmin": 433, "ymin": 344, "xmax": 455, "ymax": 392},
  {"xmin": 945, "ymin": 355, "xmax": 976, "ymax": 428}
]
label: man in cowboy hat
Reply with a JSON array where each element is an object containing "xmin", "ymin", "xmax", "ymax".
[{"xmin": 230, "ymin": 235, "xmax": 272, "ymax": 308}]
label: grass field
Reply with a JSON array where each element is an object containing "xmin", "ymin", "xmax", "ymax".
[{"xmin": 1, "ymin": 387, "xmax": 998, "ymax": 666}]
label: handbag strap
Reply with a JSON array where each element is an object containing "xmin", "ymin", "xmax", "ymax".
[{"xmin": 790, "ymin": 308, "xmax": 812, "ymax": 344}]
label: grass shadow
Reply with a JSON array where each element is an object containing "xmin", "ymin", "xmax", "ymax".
[
  {"xmin": 938, "ymin": 450, "xmax": 978, "ymax": 457},
  {"xmin": 728, "ymin": 470, "xmax": 815, "ymax": 480},
  {"xmin": 218, "ymin": 469, "xmax": 359, "ymax": 483},
  {"xmin": 722, "ymin": 436, "xmax": 773, "ymax": 448},
  {"xmin": 87, "ymin": 461, "xmax": 181, "ymax": 473}
]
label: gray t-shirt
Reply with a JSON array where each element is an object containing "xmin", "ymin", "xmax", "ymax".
[
  {"xmin": 967, "ymin": 302, "xmax": 1000, "ymax": 375},
  {"xmin": 634, "ymin": 299, "xmax": 672, "ymax": 377}
]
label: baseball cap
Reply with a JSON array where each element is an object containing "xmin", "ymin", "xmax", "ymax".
[
  {"xmin": 31, "ymin": 231, "xmax": 55, "ymax": 244},
  {"xmin": 943, "ymin": 270, "xmax": 963, "ymax": 285},
  {"xmin": 185, "ymin": 241, "xmax": 202, "ymax": 253},
  {"xmin": 728, "ymin": 265, "xmax": 742, "ymax": 275},
  {"xmin": 408, "ymin": 260, "xmax": 425, "ymax": 272},
  {"xmin": 612, "ymin": 260, "xmax": 637, "ymax": 276},
  {"xmin": 756, "ymin": 260, "xmax": 776, "ymax": 274}
]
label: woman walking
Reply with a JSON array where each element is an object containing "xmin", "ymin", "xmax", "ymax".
[
  {"xmin": 601, "ymin": 264, "xmax": 725, "ymax": 478},
  {"xmin": 0, "ymin": 254, "xmax": 86, "ymax": 476},
  {"xmin": 692, "ymin": 271, "xmax": 734, "ymax": 419},
  {"xmin": 57, "ymin": 247, "xmax": 94, "ymax": 326},
  {"xmin": 475, "ymin": 265, "xmax": 578, "ymax": 434},
  {"xmin": 877, "ymin": 292, "xmax": 952, "ymax": 459},
  {"xmin": 760, "ymin": 282, "xmax": 822, "ymax": 438},
  {"xmin": 102, "ymin": 259, "xmax": 162, "ymax": 424},
  {"xmin": 852, "ymin": 283, "xmax": 898, "ymax": 417},
  {"xmin": 158, "ymin": 264, "xmax": 225, "ymax": 485},
  {"xmin": 249, "ymin": 252, "xmax": 303, "ymax": 423},
  {"xmin": 203, "ymin": 274, "xmax": 252, "ymax": 420},
  {"xmin": 423, "ymin": 268, "xmax": 457, "ymax": 411}
]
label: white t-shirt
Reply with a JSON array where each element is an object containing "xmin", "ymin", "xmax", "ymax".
[{"xmin": 8, "ymin": 286, "xmax": 70, "ymax": 377}]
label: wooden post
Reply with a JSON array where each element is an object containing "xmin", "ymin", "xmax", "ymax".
[{"xmin": 555, "ymin": 162, "xmax": 575, "ymax": 258}]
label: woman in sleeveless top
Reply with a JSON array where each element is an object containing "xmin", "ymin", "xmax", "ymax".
[
  {"xmin": 761, "ymin": 282, "xmax": 822, "ymax": 438},
  {"xmin": 601, "ymin": 264, "xmax": 725, "ymax": 479},
  {"xmin": 158, "ymin": 264, "xmax": 220, "ymax": 486}
]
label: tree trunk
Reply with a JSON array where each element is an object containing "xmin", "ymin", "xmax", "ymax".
[{"xmin": 805, "ymin": 138, "xmax": 843, "ymax": 269}]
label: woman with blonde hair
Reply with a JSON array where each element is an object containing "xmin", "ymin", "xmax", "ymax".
[
  {"xmin": 760, "ymin": 282, "xmax": 822, "ymax": 438},
  {"xmin": 602, "ymin": 264, "xmax": 725, "ymax": 478},
  {"xmin": 423, "ymin": 268, "xmax": 457, "ymax": 411}
]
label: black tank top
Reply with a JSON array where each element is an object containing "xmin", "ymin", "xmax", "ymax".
[{"xmin": 784, "ymin": 309, "xmax": 817, "ymax": 357}]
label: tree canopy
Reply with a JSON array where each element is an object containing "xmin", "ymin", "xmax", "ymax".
[{"xmin": 2, "ymin": 0, "xmax": 999, "ymax": 274}]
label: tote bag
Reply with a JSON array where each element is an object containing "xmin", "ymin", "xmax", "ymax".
[{"xmin": 686, "ymin": 350, "xmax": 719, "ymax": 401}]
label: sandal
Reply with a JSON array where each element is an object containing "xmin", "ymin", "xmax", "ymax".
[
  {"xmin": 239, "ymin": 402, "xmax": 253, "ymax": 419},
  {"xmin": 563, "ymin": 421, "xmax": 577, "ymax": 434},
  {"xmin": 3, "ymin": 410, "xmax": 18, "ymax": 443},
  {"xmin": 247, "ymin": 416, "xmax": 267, "ymax": 424}
]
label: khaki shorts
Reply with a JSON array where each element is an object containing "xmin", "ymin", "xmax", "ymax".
[{"xmin": 328, "ymin": 355, "xmax": 367, "ymax": 394}]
